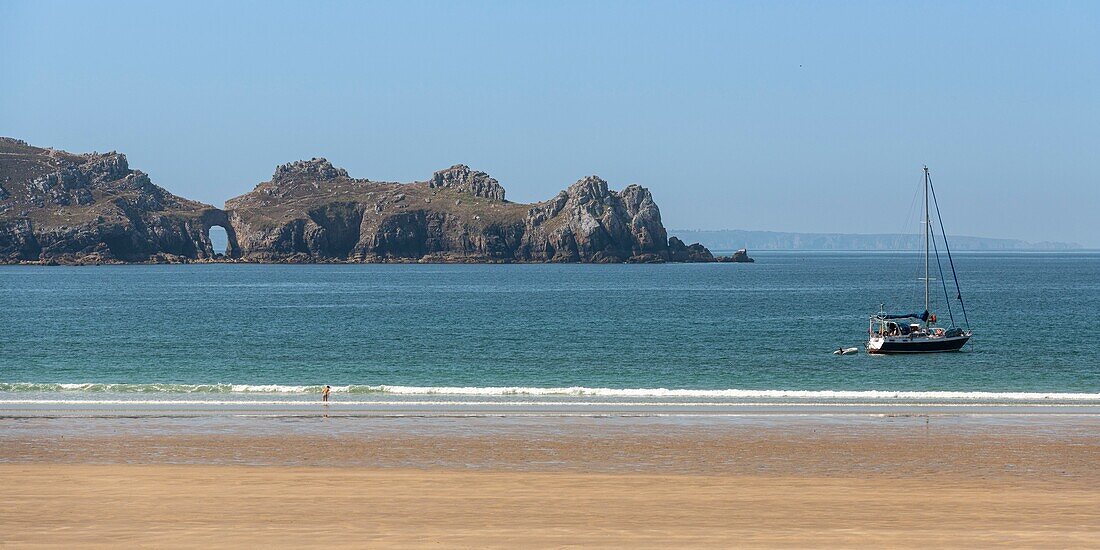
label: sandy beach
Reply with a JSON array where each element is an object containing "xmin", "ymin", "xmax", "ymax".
[
  {"xmin": 2, "ymin": 413, "xmax": 1098, "ymax": 548},
  {"xmin": 3, "ymin": 464, "xmax": 1098, "ymax": 548}
]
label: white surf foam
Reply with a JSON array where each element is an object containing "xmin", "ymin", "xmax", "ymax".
[
  {"xmin": 2, "ymin": 382, "xmax": 1099, "ymax": 401},
  {"xmin": 357, "ymin": 386, "xmax": 1100, "ymax": 400},
  {"xmin": 0, "ymin": 399, "xmax": 1096, "ymax": 408}
]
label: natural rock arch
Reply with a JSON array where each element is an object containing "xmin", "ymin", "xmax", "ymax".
[
  {"xmin": 207, "ymin": 225, "xmax": 230, "ymax": 256},
  {"xmin": 199, "ymin": 209, "xmax": 240, "ymax": 258}
]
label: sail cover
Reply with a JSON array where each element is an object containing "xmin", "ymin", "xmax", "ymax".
[{"xmin": 883, "ymin": 310, "xmax": 930, "ymax": 321}]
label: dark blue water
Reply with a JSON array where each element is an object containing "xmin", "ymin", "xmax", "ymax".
[{"xmin": 2, "ymin": 252, "xmax": 1098, "ymax": 394}]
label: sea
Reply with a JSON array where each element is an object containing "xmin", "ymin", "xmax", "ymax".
[{"xmin": 2, "ymin": 252, "xmax": 1100, "ymax": 414}]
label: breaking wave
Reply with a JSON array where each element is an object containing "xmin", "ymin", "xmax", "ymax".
[{"xmin": 1, "ymin": 382, "xmax": 1099, "ymax": 401}]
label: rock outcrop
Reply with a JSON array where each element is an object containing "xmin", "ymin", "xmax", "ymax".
[
  {"xmin": 1, "ymin": 138, "xmax": 721, "ymax": 264},
  {"xmin": 226, "ymin": 161, "xmax": 710, "ymax": 263},
  {"xmin": 429, "ymin": 164, "xmax": 506, "ymax": 201},
  {"xmin": 716, "ymin": 248, "xmax": 755, "ymax": 263},
  {"xmin": 668, "ymin": 236, "xmax": 716, "ymax": 262},
  {"xmin": 223, "ymin": 158, "xmax": 526, "ymax": 262},
  {"xmin": 517, "ymin": 176, "xmax": 669, "ymax": 263},
  {"xmin": 0, "ymin": 138, "xmax": 235, "ymax": 263}
]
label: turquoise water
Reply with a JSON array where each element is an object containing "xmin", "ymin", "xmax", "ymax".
[{"xmin": 2, "ymin": 252, "xmax": 1099, "ymax": 398}]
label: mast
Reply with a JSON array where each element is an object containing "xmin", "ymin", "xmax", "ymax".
[{"xmin": 923, "ymin": 166, "xmax": 930, "ymax": 321}]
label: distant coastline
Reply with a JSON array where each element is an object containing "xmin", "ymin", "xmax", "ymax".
[{"xmin": 674, "ymin": 229, "xmax": 1081, "ymax": 251}]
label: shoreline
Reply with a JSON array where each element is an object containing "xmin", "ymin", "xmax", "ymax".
[
  {"xmin": 5, "ymin": 383, "xmax": 1100, "ymax": 401},
  {"xmin": 5, "ymin": 388, "xmax": 1100, "ymax": 423},
  {"xmin": 5, "ymin": 398, "xmax": 1100, "ymax": 420},
  {"xmin": 2, "ymin": 249, "xmax": 1095, "ymax": 266},
  {"xmin": 0, "ymin": 254, "xmax": 747, "ymax": 266}
]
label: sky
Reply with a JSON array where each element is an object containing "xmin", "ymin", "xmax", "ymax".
[{"xmin": 2, "ymin": 1, "xmax": 1098, "ymax": 245}]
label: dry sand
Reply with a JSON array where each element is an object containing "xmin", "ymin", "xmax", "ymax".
[
  {"xmin": 2, "ymin": 465, "xmax": 1098, "ymax": 548},
  {"xmin": 2, "ymin": 419, "xmax": 1098, "ymax": 548}
]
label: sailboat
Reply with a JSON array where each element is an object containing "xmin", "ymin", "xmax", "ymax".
[{"xmin": 866, "ymin": 167, "xmax": 972, "ymax": 354}]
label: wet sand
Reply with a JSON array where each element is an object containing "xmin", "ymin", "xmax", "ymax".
[{"xmin": 2, "ymin": 415, "xmax": 1098, "ymax": 547}]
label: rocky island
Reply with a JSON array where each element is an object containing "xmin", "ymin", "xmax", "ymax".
[
  {"xmin": 0, "ymin": 138, "xmax": 228, "ymax": 264},
  {"xmin": 1, "ymin": 137, "xmax": 752, "ymax": 264}
]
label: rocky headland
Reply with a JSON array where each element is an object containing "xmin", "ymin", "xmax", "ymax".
[
  {"xmin": 0, "ymin": 137, "xmax": 229, "ymax": 264},
  {"xmin": 1, "ymin": 138, "xmax": 751, "ymax": 264}
]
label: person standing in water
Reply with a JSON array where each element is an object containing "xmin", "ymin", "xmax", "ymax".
[{"xmin": 321, "ymin": 385, "xmax": 331, "ymax": 403}]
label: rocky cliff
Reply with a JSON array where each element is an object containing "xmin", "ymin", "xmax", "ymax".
[
  {"xmin": 223, "ymin": 161, "xmax": 528, "ymax": 262},
  {"xmin": 0, "ymin": 138, "xmax": 233, "ymax": 263},
  {"xmin": 1, "ymin": 138, "xmax": 719, "ymax": 264},
  {"xmin": 226, "ymin": 160, "xmax": 694, "ymax": 263}
]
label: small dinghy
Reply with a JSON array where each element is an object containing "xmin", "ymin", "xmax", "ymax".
[{"xmin": 833, "ymin": 347, "xmax": 859, "ymax": 355}]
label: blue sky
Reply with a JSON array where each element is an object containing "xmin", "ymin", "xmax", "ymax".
[{"xmin": 2, "ymin": 1, "xmax": 1098, "ymax": 245}]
